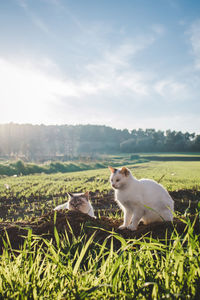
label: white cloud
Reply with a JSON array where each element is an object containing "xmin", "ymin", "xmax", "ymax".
[
  {"xmin": 84, "ymin": 37, "xmax": 157, "ymax": 97},
  {"xmin": 154, "ymin": 79, "xmax": 187, "ymax": 99}
]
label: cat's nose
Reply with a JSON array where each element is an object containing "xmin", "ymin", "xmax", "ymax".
[{"xmin": 112, "ymin": 183, "xmax": 116, "ymax": 188}]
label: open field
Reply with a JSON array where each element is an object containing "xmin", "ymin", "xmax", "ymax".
[
  {"xmin": 0, "ymin": 160, "xmax": 200, "ymax": 221},
  {"xmin": 0, "ymin": 157, "xmax": 200, "ymax": 299}
]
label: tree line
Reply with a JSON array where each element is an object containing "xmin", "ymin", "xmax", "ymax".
[{"xmin": 0, "ymin": 123, "xmax": 199, "ymax": 161}]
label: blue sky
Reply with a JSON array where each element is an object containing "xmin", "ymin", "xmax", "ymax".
[{"xmin": 0, "ymin": 0, "xmax": 200, "ymax": 132}]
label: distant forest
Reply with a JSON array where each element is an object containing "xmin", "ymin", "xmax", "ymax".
[{"xmin": 0, "ymin": 123, "xmax": 200, "ymax": 161}]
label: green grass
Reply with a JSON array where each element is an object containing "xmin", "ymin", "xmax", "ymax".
[
  {"xmin": 2, "ymin": 152, "xmax": 200, "ymax": 176},
  {"xmin": 130, "ymin": 161, "xmax": 200, "ymax": 191},
  {"xmin": 0, "ymin": 217, "xmax": 200, "ymax": 299},
  {"xmin": 139, "ymin": 152, "xmax": 200, "ymax": 157},
  {"xmin": 0, "ymin": 161, "xmax": 200, "ymax": 197},
  {"xmin": 0, "ymin": 155, "xmax": 145, "ymax": 176}
]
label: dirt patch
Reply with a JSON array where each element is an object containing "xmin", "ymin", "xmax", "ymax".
[
  {"xmin": 169, "ymin": 189, "xmax": 200, "ymax": 201},
  {"xmin": 1, "ymin": 189, "xmax": 200, "ymax": 221},
  {"xmin": 169, "ymin": 189, "xmax": 200, "ymax": 214}
]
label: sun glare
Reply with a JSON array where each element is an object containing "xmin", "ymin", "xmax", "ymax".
[{"xmin": 0, "ymin": 58, "xmax": 81, "ymax": 124}]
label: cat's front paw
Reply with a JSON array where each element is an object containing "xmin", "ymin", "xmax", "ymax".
[
  {"xmin": 127, "ymin": 224, "xmax": 137, "ymax": 231},
  {"xmin": 118, "ymin": 224, "xmax": 127, "ymax": 230}
]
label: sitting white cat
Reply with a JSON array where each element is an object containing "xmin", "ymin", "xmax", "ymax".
[
  {"xmin": 54, "ymin": 191, "xmax": 95, "ymax": 218},
  {"xmin": 109, "ymin": 166, "xmax": 174, "ymax": 231}
]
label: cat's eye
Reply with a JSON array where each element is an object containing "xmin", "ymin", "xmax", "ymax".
[{"xmin": 116, "ymin": 179, "xmax": 120, "ymax": 182}]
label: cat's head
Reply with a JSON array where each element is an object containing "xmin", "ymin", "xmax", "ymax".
[
  {"xmin": 68, "ymin": 191, "xmax": 90, "ymax": 213},
  {"xmin": 108, "ymin": 166, "xmax": 130, "ymax": 189}
]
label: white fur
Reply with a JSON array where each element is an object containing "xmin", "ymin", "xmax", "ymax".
[
  {"xmin": 54, "ymin": 193, "xmax": 95, "ymax": 218},
  {"xmin": 54, "ymin": 202, "xmax": 69, "ymax": 211},
  {"xmin": 110, "ymin": 167, "xmax": 174, "ymax": 231}
]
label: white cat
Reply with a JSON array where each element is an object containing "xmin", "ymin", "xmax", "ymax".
[
  {"xmin": 54, "ymin": 191, "xmax": 95, "ymax": 218},
  {"xmin": 109, "ymin": 166, "xmax": 174, "ymax": 231}
]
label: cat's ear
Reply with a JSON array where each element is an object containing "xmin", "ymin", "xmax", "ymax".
[
  {"xmin": 108, "ymin": 166, "xmax": 117, "ymax": 173},
  {"xmin": 84, "ymin": 191, "xmax": 89, "ymax": 201},
  {"xmin": 120, "ymin": 167, "xmax": 130, "ymax": 177},
  {"xmin": 68, "ymin": 192, "xmax": 73, "ymax": 198}
]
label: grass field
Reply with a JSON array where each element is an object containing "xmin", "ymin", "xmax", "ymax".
[
  {"xmin": 0, "ymin": 160, "xmax": 200, "ymax": 221},
  {"xmin": 1, "ymin": 160, "xmax": 200, "ymax": 198},
  {"xmin": 0, "ymin": 157, "xmax": 200, "ymax": 299}
]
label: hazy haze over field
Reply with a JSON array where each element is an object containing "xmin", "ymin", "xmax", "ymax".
[{"xmin": 0, "ymin": 0, "xmax": 200, "ymax": 132}]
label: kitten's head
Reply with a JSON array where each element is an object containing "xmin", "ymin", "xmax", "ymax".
[
  {"xmin": 68, "ymin": 191, "xmax": 90, "ymax": 214},
  {"xmin": 108, "ymin": 166, "xmax": 130, "ymax": 190}
]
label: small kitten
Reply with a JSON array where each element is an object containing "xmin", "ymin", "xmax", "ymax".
[
  {"xmin": 109, "ymin": 166, "xmax": 174, "ymax": 231},
  {"xmin": 54, "ymin": 191, "xmax": 95, "ymax": 218}
]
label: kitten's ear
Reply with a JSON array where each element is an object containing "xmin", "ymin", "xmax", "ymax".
[
  {"xmin": 84, "ymin": 191, "xmax": 89, "ymax": 201},
  {"xmin": 108, "ymin": 166, "xmax": 117, "ymax": 173},
  {"xmin": 120, "ymin": 167, "xmax": 130, "ymax": 177},
  {"xmin": 68, "ymin": 192, "xmax": 73, "ymax": 198}
]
